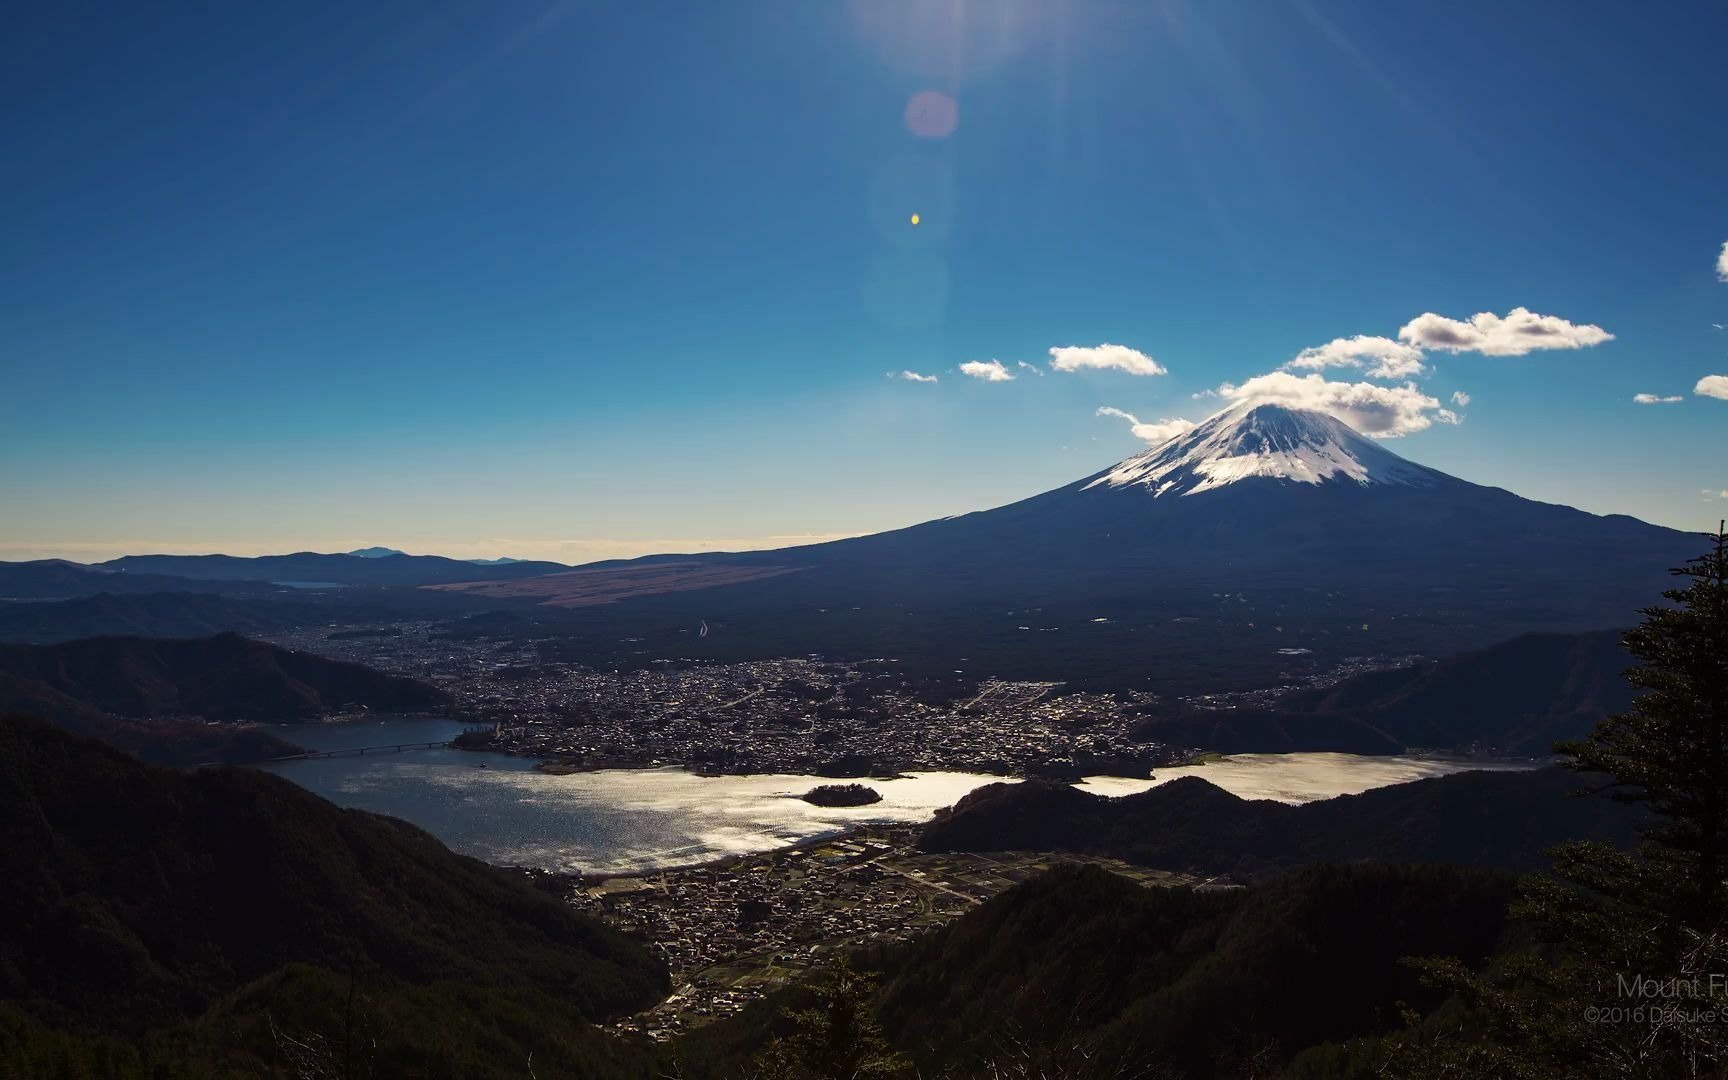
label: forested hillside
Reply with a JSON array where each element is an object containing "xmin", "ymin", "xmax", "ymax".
[
  {"xmin": 917, "ymin": 766, "xmax": 1640, "ymax": 880},
  {"xmin": 0, "ymin": 716, "xmax": 667, "ymax": 1078}
]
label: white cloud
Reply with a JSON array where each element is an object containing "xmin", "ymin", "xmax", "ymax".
[
  {"xmin": 1095, "ymin": 406, "xmax": 1197, "ymax": 445},
  {"xmin": 1286, "ymin": 335, "xmax": 1427, "ymax": 379},
  {"xmin": 1633, "ymin": 393, "xmax": 1683, "ymax": 404},
  {"xmin": 1697, "ymin": 375, "xmax": 1728, "ymax": 401},
  {"xmin": 1397, "ymin": 307, "xmax": 1614, "ymax": 357},
  {"xmin": 1016, "ymin": 360, "xmax": 1044, "ymax": 376},
  {"xmin": 1048, "ymin": 343, "xmax": 1166, "ymax": 376},
  {"xmin": 957, "ymin": 359, "xmax": 1015, "ymax": 382},
  {"xmin": 1717, "ymin": 241, "xmax": 1728, "ymax": 282},
  {"xmin": 1213, "ymin": 371, "xmax": 1452, "ymax": 438},
  {"xmin": 890, "ymin": 370, "xmax": 938, "ymax": 383},
  {"xmin": 1450, "ymin": 390, "xmax": 1471, "ymax": 406}
]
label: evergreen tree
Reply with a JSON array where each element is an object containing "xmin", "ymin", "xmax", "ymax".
[
  {"xmin": 749, "ymin": 956, "xmax": 907, "ymax": 1080},
  {"xmin": 1382, "ymin": 526, "xmax": 1728, "ymax": 1078}
]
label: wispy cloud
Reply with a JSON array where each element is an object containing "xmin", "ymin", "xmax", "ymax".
[
  {"xmin": 1213, "ymin": 371, "xmax": 1456, "ymax": 437},
  {"xmin": 1095, "ymin": 406, "xmax": 1196, "ymax": 445},
  {"xmin": 1286, "ymin": 335, "xmax": 1427, "ymax": 379},
  {"xmin": 1450, "ymin": 390, "xmax": 1471, "ymax": 406},
  {"xmin": 889, "ymin": 370, "xmax": 938, "ymax": 383},
  {"xmin": 1048, "ymin": 343, "xmax": 1166, "ymax": 376},
  {"xmin": 1697, "ymin": 375, "xmax": 1728, "ymax": 401},
  {"xmin": 1633, "ymin": 393, "xmax": 1683, "ymax": 404},
  {"xmin": 958, "ymin": 359, "xmax": 1015, "ymax": 382},
  {"xmin": 1717, "ymin": 241, "xmax": 1728, "ymax": 282},
  {"xmin": 1016, "ymin": 360, "xmax": 1044, "ymax": 376},
  {"xmin": 1397, "ymin": 307, "xmax": 1613, "ymax": 357}
]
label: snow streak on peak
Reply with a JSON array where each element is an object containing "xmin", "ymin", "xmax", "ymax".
[{"xmin": 1085, "ymin": 404, "xmax": 1448, "ymax": 497}]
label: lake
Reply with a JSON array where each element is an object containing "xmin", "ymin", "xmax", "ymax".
[{"xmin": 259, "ymin": 718, "xmax": 1536, "ymax": 875}]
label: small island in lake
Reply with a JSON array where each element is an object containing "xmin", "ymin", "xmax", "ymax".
[{"xmin": 799, "ymin": 783, "xmax": 883, "ymax": 807}]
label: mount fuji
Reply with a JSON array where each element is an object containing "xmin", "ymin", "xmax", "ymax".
[
  {"xmin": 441, "ymin": 404, "xmax": 1703, "ymax": 687},
  {"xmin": 1084, "ymin": 404, "xmax": 1451, "ymax": 496}
]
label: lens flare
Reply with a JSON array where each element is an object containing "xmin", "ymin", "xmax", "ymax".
[{"xmin": 904, "ymin": 90, "xmax": 959, "ymax": 139}]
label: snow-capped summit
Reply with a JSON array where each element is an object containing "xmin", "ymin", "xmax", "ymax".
[{"xmin": 1085, "ymin": 403, "xmax": 1451, "ymax": 497}]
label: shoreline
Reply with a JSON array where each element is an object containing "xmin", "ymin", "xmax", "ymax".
[{"xmin": 246, "ymin": 713, "xmax": 1551, "ymax": 778}]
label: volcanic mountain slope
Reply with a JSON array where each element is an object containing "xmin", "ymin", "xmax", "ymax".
[
  {"xmin": 456, "ymin": 403, "xmax": 1700, "ymax": 685},
  {"xmin": 1085, "ymin": 402, "xmax": 1453, "ymax": 495},
  {"xmin": 0, "ymin": 632, "xmax": 447, "ymax": 724},
  {"xmin": 752, "ymin": 403, "xmax": 1692, "ymax": 589}
]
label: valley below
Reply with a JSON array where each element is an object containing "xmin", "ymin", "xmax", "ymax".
[{"xmin": 256, "ymin": 715, "xmax": 1538, "ymax": 1039}]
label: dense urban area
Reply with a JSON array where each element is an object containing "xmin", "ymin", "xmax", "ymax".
[
  {"xmin": 551, "ymin": 823, "xmax": 1204, "ymax": 1039},
  {"xmin": 267, "ymin": 620, "xmax": 1423, "ymax": 779}
]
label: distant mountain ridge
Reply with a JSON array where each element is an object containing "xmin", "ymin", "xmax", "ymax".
[
  {"xmin": 0, "ymin": 632, "xmax": 447, "ymax": 724},
  {"xmin": 101, "ymin": 550, "xmax": 569, "ymax": 587},
  {"xmin": 0, "ymin": 591, "xmax": 308, "ymax": 644},
  {"xmin": 0, "ymin": 559, "xmax": 283, "ymax": 599}
]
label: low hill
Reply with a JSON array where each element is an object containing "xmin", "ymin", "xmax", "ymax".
[
  {"xmin": 101, "ymin": 550, "xmax": 569, "ymax": 587},
  {"xmin": 0, "ymin": 631, "xmax": 446, "ymax": 724},
  {"xmin": 0, "ymin": 587, "xmax": 552, "ymax": 645},
  {"xmin": 678, "ymin": 862, "xmax": 1521, "ymax": 1079},
  {"xmin": 1130, "ymin": 630, "xmax": 1633, "ymax": 755},
  {"xmin": 0, "ymin": 559, "xmax": 282, "ymax": 599},
  {"xmin": 879, "ymin": 863, "xmax": 1515, "ymax": 1078},
  {"xmin": 0, "ymin": 591, "xmax": 313, "ymax": 644},
  {"xmin": 0, "ymin": 715, "xmax": 667, "ymax": 1076},
  {"xmin": 918, "ymin": 766, "xmax": 1639, "ymax": 881}
]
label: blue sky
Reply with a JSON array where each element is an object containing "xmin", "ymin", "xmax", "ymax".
[{"xmin": 3, "ymin": 0, "xmax": 1726, "ymax": 563}]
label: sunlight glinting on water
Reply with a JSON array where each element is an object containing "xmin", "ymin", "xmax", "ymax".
[{"xmin": 267, "ymin": 726, "xmax": 1531, "ymax": 875}]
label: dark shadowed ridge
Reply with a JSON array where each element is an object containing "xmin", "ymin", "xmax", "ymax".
[
  {"xmin": 0, "ymin": 631, "xmax": 447, "ymax": 725},
  {"xmin": 1130, "ymin": 629, "xmax": 1635, "ymax": 754},
  {"xmin": 876, "ymin": 863, "xmax": 1516, "ymax": 1077},
  {"xmin": 0, "ymin": 559, "xmax": 283, "ymax": 599},
  {"xmin": 0, "ymin": 715, "xmax": 668, "ymax": 1040},
  {"xmin": 918, "ymin": 766, "xmax": 1640, "ymax": 880}
]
